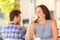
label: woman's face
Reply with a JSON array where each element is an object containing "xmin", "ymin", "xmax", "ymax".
[{"xmin": 35, "ymin": 7, "xmax": 45, "ymax": 21}]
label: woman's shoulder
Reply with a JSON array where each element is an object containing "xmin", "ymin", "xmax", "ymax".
[
  {"xmin": 46, "ymin": 19, "xmax": 56, "ymax": 24},
  {"xmin": 50, "ymin": 19, "xmax": 56, "ymax": 23},
  {"xmin": 50, "ymin": 19, "xmax": 57, "ymax": 27}
]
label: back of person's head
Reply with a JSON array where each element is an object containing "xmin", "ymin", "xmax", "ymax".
[
  {"xmin": 9, "ymin": 10, "xmax": 21, "ymax": 21},
  {"xmin": 36, "ymin": 5, "xmax": 51, "ymax": 20}
]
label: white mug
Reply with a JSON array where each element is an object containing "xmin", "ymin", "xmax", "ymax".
[{"xmin": 34, "ymin": 38, "xmax": 41, "ymax": 40}]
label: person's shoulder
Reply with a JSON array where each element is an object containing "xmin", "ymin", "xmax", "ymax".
[
  {"xmin": 1, "ymin": 25, "xmax": 9, "ymax": 31},
  {"xmin": 50, "ymin": 19, "xmax": 57, "ymax": 26},
  {"xmin": 50, "ymin": 19, "xmax": 56, "ymax": 23},
  {"xmin": 2, "ymin": 25, "xmax": 8, "ymax": 28},
  {"xmin": 18, "ymin": 26, "xmax": 26, "ymax": 31}
]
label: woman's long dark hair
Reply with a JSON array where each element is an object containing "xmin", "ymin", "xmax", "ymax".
[{"xmin": 36, "ymin": 5, "xmax": 51, "ymax": 20}]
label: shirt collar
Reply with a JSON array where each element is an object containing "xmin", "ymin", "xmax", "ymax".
[{"xmin": 9, "ymin": 21, "xmax": 15, "ymax": 25}]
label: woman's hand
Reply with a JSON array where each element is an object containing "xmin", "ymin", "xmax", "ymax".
[{"xmin": 29, "ymin": 16, "xmax": 38, "ymax": 24}]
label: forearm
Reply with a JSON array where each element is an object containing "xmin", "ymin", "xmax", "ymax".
[
  {"xmin": 25, "ymin": 26, "xmax": 34, "ymax": 40},
  {"xmin": 25, "ymin": 31, "xmax": 31, "ymax": 40}
]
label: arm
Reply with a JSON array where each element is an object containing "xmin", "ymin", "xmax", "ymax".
[
  {"xmin": 25, "ymin": 23, "xmax": 35, "ymax": 40},
  {"xmin": 51, "ymin": 20, "xmax": 58, "ymax": 40},
  {"xmin": 25, "ymin": 16, "xmax": 37, "ymax": 40}
]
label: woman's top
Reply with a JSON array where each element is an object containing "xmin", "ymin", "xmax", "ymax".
[{"xmin": 35, "ymin": 20, "xmax": 52, "ymax": 38}]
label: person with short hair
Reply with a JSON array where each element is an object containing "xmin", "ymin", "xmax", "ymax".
[{"xmin": 1, "ymin": 10, "xmax": 26, "ymax": 40}]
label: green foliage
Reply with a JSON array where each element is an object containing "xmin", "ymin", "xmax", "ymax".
[{"xmin": 0, "ymin": 0, "xmax": 20, "ymax": 24}]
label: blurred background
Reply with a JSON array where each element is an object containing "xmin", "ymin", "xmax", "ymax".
[{"xmin": 0, "ymin": 0, "xmax": 60, "ymax": 40}]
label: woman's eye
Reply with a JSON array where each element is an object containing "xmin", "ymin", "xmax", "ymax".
[{"xmin": 35, "ymin": 11, "xmax": 40, "ymax": 13}]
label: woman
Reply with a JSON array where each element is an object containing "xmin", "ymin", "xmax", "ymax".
[{"xmin": 25, "ymin": 5, "xmax": 58, "ymax": 40}]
